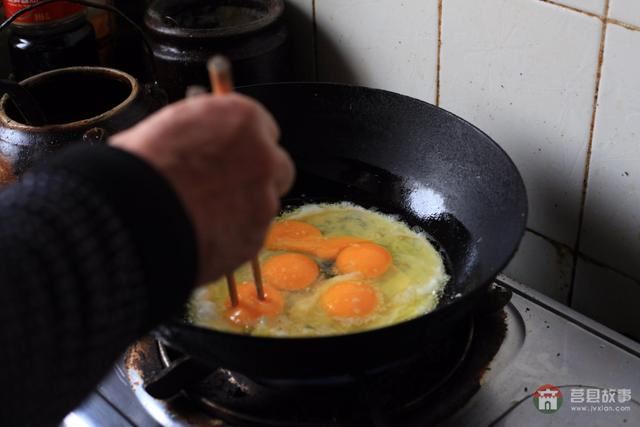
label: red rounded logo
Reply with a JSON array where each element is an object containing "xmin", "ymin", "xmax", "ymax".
[{"xmin": 533, "ymin": 384, "xmax": 564, "ymax": 414}]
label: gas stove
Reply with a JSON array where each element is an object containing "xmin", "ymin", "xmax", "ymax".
[{"xmin": 62, "ymin": 275, "xmax": 640, "ymax": 426}]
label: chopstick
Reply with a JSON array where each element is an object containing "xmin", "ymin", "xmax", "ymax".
[
  {"xmin": 225, "ymin": 272, "xmax": 239, "ymax": 307},
  {"xmin": 251, "ymin": 258, "xmax": 265, "ymax": 301},
  {"xmin": 207, "ymin": 56, "xmax": 234, "ymax": 95},
  {"xmin": 185, "ymin": 86, "xmax": 244, "ymax": 307},
  {"xmin": 207, "ymin": 55, "xmax": 266, "ymax": 304}
]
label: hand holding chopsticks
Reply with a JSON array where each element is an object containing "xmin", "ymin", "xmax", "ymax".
[
  {"xmin": 177, "ymin": 55, "xmax": 292, "ymax": 303},
  {"xmin": 113, "ymin": 54, "xmax": 292, "ymax": 293},
  {"xmin": 207, "ymin": 56, "xmax": 266, "ymax": 304}
]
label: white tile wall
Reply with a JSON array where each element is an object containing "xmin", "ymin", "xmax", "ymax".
[
  {"xmin": 580, "ymin": 24, "xmax": 640, "ymax": 280},
  {"xmin": 609, "ymin": 0, "xmax": 640, "ymax": 27},
  {"xmin": 504, "ymin": 231, "xmax": 573, "ymax": 302},
  {"xmin": 285, "ymin": 0, "xmax": 316, "ymax": 81},
  {"xmin": 314, "ymin": 0, "xmax": 439, "ymax": 102},
  {"xmin": 573, "ymin": 258, "xmax": 640, "ymax": 340},
  {"xmin": 439, "ymin": 0, "xmax": 602, "ymax": 247},
  {"xmin": 550, "ymin": 0, "xmax": 606, "ymax": 15}
]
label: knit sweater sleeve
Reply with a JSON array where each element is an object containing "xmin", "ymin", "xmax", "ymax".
[{"xmin": 0, "ymin": 144, "xmax": 198, "ymax": 427}]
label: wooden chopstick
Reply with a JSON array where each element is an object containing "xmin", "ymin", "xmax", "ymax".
[
  {"xmin": 225, "ymin": 272, "xmax": 239, "ymax": 307},
  {"xmin": 207, "ymin": 56, "xmax": 234, "ymax": 95},
  {"xmin": 251, "ymin": 258, "xmax": 265, "ymax": 301},
  {"xmin": 207, "ymin": 56, "xmax": 266, "ymax": 303},
  {"xmin": 185, "ymin": 83, "xmax": 243, "ymax": 307}
]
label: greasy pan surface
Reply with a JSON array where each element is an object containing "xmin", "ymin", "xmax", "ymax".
[{"xmin": 155, "ymin": 83, "xmax": 527, "ymax": 379}]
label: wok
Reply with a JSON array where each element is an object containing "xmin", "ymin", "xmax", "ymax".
[{"xmin": 154, "ymin": 83, "xmax": 527, "ymax": 381}]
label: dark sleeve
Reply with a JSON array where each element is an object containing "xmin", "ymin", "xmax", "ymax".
[{"xmin": 0, "ymin": 144, "xmax": 198, "ymax": 427}]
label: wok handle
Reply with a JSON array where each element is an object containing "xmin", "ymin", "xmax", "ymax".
[{"xmin": 143, "ymin": 355, "xmax": 213, "ymax": 400}]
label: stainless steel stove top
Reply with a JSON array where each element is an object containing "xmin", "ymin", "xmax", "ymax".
[{"xmin": 61, "ymin": 275, "xmax": 640, "ymax": 426}]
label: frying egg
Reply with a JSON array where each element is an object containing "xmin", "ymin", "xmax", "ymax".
[
  {"xmin": 321, "ymin": 280, "xmax": 379, "ymax": 317},
  {"xmin": 314, "ymin": 236, "xmax": 368, "ymax": 260},
  {"xmin": 224, "ymin": 282, "xmax": 284, "ymax": 328},
  {"xmin": 190, "ymin": 203, "xmax": 449, "ymax": 337},
  {"xmin": 262, "ymin": 253, "xmax": 319, "ymax": 291},
  {"xmin": 266, "ymin": 220, "xmax": 322, "ymax": 248},
  {"xmin": 335, "ymin": 242, "xmax": 392, "ymax": 278}
]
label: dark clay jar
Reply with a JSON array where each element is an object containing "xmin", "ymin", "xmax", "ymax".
[
  {"xmin": 145, "ymin": 0, "xmax": 291, "ymax": 101},
  {"xmin": 0, "ymin": 66, "xmax": 167, "ymax": 175}
]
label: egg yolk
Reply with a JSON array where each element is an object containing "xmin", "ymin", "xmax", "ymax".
[
  {"xmin": 313, "ymin": 236, "xmax": 368, "ymax": 260},
  {"xmin": 262, "ymin": 253, "xmax": 320, "ymax": 290},
  {"xmin": 335, "ymin": 242, "xmax": 392, "ymax": 278},
  {"xmin": 321, "ymin": 281, "xmax": 379, "ymax": 318},
  {"xmin": 265, "ymin": 221, "xmax": 322, "ymax": 250},
  {"xmin": 267, "ymin": 238, "xmax": 320, "ymax": 255},
  {"xmin": 225, "ymin": 282, "xmax": 284, "ymax": 327}
]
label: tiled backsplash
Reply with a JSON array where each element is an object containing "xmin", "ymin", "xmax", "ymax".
[
  {"xmin": 314, "ymin": 0, "xmax": 439, "ymax": 102},
  {"xmin": 286, "ymin": 0, "xmax": 640, "ymax": 341}
]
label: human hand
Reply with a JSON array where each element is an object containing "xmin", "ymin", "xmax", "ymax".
[{"xmin": 111, "ymin": 94, "xmax": 294, "ymax": 284}]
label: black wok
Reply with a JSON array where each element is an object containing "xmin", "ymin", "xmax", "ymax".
[{"xmin": 154, "ymin": 83, "xmax": 527, "ymax": 381}]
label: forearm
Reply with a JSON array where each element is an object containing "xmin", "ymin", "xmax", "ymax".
[{"xmin": 0, "ymin": 145, "xmax": 197, "ymax": 426}]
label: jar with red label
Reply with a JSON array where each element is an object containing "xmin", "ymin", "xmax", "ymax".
[{"xmin": 3, "ymin": 0, "xmax": 99, "ymax": 79}]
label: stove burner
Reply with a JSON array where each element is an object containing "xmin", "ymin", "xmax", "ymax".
[
  {"xmin": 155, "ymin": 319, "xmax": 473, "ymax": 427},
  {"xmin": 125, "ymin": 285, "xmax": 511, "ymax": 427}
]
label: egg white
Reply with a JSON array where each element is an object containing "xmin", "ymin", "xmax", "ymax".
[{"xmin": 190, "ymin": 203, "xmax": 449, "ymax": 337}]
